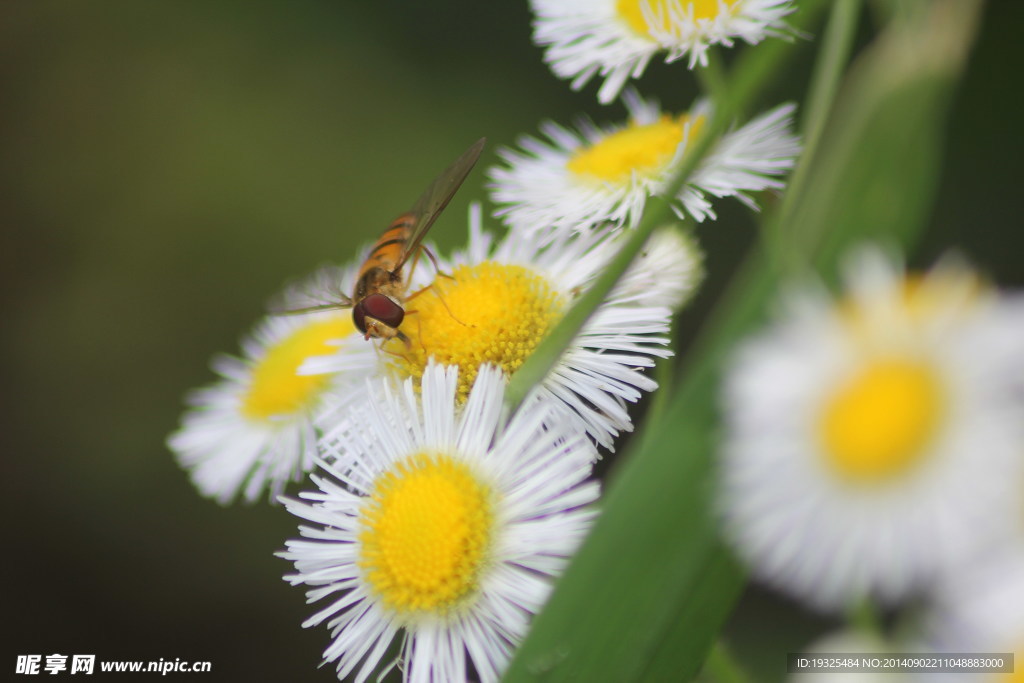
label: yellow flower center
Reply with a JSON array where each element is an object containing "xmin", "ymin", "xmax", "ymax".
[
  {"xmin": 616, "ymin": 0, "xmax": 739, "ymax": 37},
  {"xmin": 389, "ymin": 262, "xmax": 566, "ymax": 402},
  {"xmin": 818, "ymin": 357, "xmax": 946, "ymax": 483},
  {"xmin": 240, "ymin": 314, "xmax": 354, "ymax": 421},
  {"xmin": 358, "ymin": 452, "xmax": 494, "ymax": 614},
  {"xmin": 567, "ymin": 114, "xmax": 703, "ymax": 184}
]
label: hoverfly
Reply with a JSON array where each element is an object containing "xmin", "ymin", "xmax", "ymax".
[{"xmin": 282, "ymin": 138, "xmax": 485, "ymax": 344}]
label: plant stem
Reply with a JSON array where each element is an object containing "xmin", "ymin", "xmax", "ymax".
[
  {"xmin": 766, "ymin": 0, "xmax": 862, "ymax": 273},
  {"xmin": 695, "ymin": 48, "xmax": 728, "ymax": 102},
  {"xmin": 849, "ymin": 599, "xmax": 883, "ymax": 639},
  {"xmin": 704, "ymin": 641, "xmax": 751, "ymax": 683}
]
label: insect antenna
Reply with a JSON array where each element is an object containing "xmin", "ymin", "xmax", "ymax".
[{"xmin": 268, "ymin": 264, "xmax": 354, "ymax": 315}]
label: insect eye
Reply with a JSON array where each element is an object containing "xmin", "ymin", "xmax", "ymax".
[
  {"xmin": 352, "ymin": 302, "xmax": 368, "ymax": 334},
  {"xmin": 359, "ymin": 294, "xmax": 405, "ymax": 329}
]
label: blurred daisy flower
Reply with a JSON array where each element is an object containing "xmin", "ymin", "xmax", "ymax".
[
  {"xmin": 489, "ymin": 92, "xmax": 800, "ymax": 240},
  {"xmin": 168, "ymin": 265, "xmax": 379, "ymax": 504},
  {"xmin": 719, "ymin": 246, "xmax": 1024, "ymax": 611},
  {"xmin": 530, "ymin": 0, "xmax": 797, "ymax": 104},
  {"xmin": 311, "ymin": 206, "xmax": 703, "ymax": 451},
  {"xmin": 925, "ymin": 553, "xmax": 1024, "ymax": 682},
  {"xmin": 279, "ymin": 363, "xmax": 599, "ymax": 683}
]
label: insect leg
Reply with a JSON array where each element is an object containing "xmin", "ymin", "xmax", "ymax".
[
  {"xmin": 405, "ymin": 281, "xmax": 472, "ymax": 329},
  {"xmin": 420, "ymin": 244, "xmax": 455, "ymax": 280},
  {"xmin": 374, "ymin": 336, "xmax": 413, "ymax": 362}
]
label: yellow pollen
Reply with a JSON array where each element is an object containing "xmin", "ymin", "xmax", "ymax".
[
  {"xmin": 358, "ymin": 452, "xmax": 494, "ymax": 614},
  {"xmin": 616, "ymin": 0, "xmax": 739, "ymax": 37},
  {"xmin": 389, "ymin": 262, "xmax": 566, "ymax": 402},
  {"xmin": 818, "ymin": 357, "xmax": 946, "ymax": 483},
  {"xmin": 240, "ymin": 315, "xmax": 354, "ymax": 421},
  {"xmin": 567, "ymin": 114, "xmax": 703, "ymax": 184}
]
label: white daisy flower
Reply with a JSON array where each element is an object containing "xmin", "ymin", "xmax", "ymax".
[
  {"xmin": 489, "ymin": 92, "xmax": 800, "ymax": 240},
  {"xmin": 925, "ymin": 553, "xmax": 1024, "ymax": 682},
  {"xmin": 280, "ymin": 363, "xmax": 599, "ymax": 683},
  {"xmin": 531, "ymin": 0, "xmax": 797, "ymax": 104},
  {"xmin": 621, "ymin": 224, "xmax": 705, "ymax": 311},
  {"xmin": 719, "ymin": 246, "xmax": 1024, "ymax": 611},
  {"xmin": 313, "ymin": 205, "xmax": 700, "ymax": 451},
  {"xmin": 168, "ymin": 265, "xmax": 379, "ymax": 504}
]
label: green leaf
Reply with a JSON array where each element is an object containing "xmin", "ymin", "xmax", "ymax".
[{"xmin": 782, "ymin": 0, "xmax": 984, "ymax": 277}]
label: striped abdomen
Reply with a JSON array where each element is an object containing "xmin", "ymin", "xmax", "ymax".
[{"xmin": 356, "ymin": 212, "xmax": 416, "ymax": 284}]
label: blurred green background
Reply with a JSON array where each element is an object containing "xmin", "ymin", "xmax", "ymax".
[{"xmin": 2, "ymin": 1, "xmax": 1021, "ymax": 680}]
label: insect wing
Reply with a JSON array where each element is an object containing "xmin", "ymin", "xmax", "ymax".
[{"xmin": 393, "ymin": 137, "xmax": 485, "ymax": 272}]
